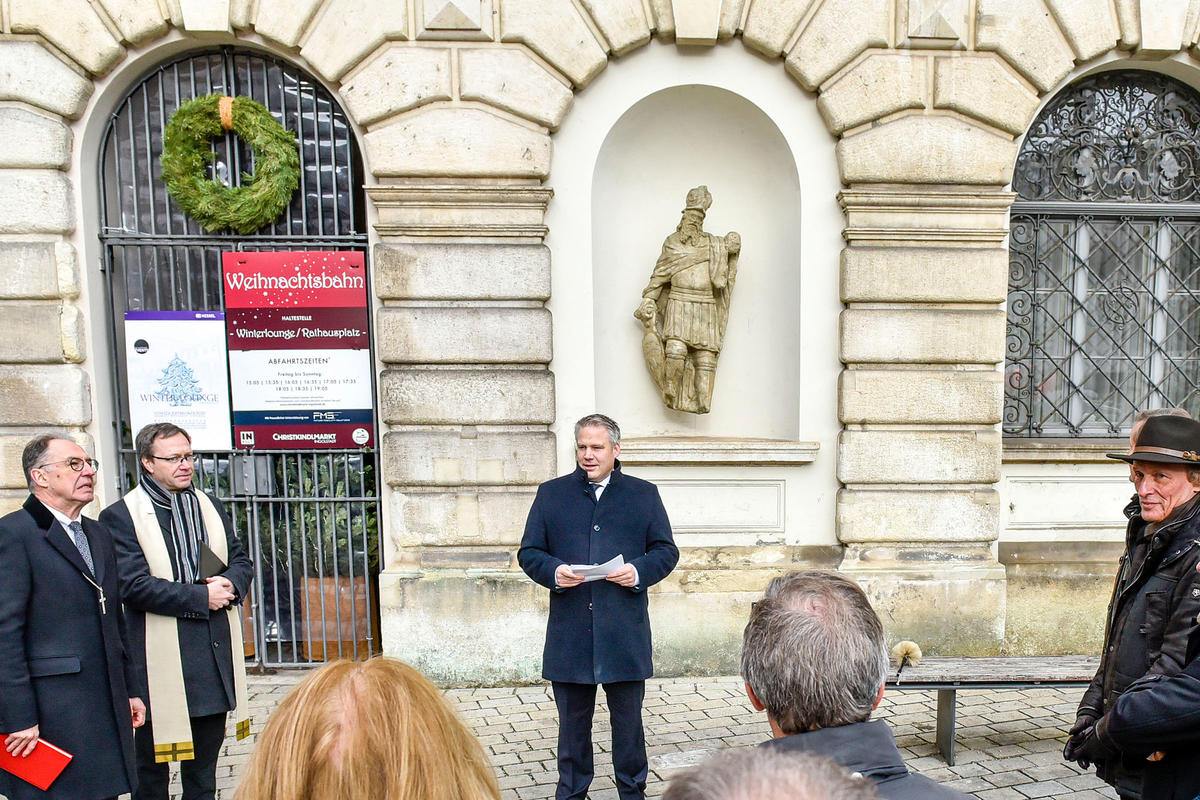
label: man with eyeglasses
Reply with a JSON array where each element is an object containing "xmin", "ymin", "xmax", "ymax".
[
  {"xmin": 0, "ymin": 434, "xmax": 146, "ymax": 800},
  {"xmin": 99, "ymin": 423, "xmax": 252, "ymax": 800}
]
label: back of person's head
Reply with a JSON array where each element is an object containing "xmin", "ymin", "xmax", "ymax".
[
  {"xmin": 663, "ymin": 747, "xmax": 880, "ymax": 800},
  {"xmin": 234, "ymin": 657, "xmax": 499, "ymax": 800},
  {"xmin": 741, "ymin": 570, "xmax": 889, "ymax": 735}
]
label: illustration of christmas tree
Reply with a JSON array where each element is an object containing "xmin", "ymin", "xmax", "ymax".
[{"xmin": 157, "ymin": 354, "xmax": 202, "ymax": 406}]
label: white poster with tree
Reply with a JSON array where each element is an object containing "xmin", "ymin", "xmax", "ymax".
[{"xmin": 125, "ymin": 310, "xmax": 232, "ymax": 450}]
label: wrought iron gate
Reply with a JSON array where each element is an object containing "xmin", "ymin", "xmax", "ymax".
[{"xmin": 99, "ymin": 48, "xmax": 380, "ymax": 665}]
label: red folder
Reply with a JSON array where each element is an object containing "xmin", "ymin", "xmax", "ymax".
[{"xmin": 0, "ymin": 737, "xmax": 73, "ymax": 790}]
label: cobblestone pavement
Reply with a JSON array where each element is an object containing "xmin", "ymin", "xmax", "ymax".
[
  {"xmin": 0, "ymin": 672, "xmax": 1115, "ymax": 800},
  {"xmin": 178, "ymin": 671, "xmax": 1118, "ymax": 800}
]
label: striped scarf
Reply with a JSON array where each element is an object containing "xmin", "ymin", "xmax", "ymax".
[{"xmin": 139, "ymin": 473, "xmax": 206, "ymax": 583}]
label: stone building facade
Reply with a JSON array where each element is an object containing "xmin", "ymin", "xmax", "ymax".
[{"xmin": 0, "ymin": 0, "xmax": 1193, "ymax": 682}]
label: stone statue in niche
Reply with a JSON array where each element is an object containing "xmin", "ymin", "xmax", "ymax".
[{"xmin": 635, "ymin": 185, "xmax": 741, "ymax": 414}]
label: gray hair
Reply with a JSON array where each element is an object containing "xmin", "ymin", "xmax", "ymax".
[
  {"xmin": 663, "ymin": 747, "xmax": 880, "ymax": 800},
  {"xmin": 22, "ymin": 434, "xmax": 65, "ymax": 492},
  {"xmin": 574, "ymin": 413, "xmax": 620, "ymax": 446},
  {"xmin": 135, "ymin": 422, "xmax": 191, "ymax": 463},
  {"xmin": 741, "ymin": 570, "xmax": 889, "ymax": 735}
]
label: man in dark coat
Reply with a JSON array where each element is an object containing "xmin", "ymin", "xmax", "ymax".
[
  {"xmin": 742, "ymin": 570, "xmax": 969, "ymax": 800},
  {"xmin": 0, "ymin": 434, "xmax": 146, "ymax": 800},
  {"xmin": 1065, "ymin": 415, "xmax": 1200, "ymax": 799},
  {"xmin": 519, "ymin": 413, "xmax": 678, "ymax": 800},
  {"xmin": 99, "ymin": 423, "xmax": 253, "ymax": 800}
]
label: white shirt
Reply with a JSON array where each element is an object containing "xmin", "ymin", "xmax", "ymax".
[
  {"xmin": 41, "ymin": 500, "xmax": 84, "ymax": 537},
  {"xmin": 590, "ymin": 474, "xmax": 612, "ymax": 501}
]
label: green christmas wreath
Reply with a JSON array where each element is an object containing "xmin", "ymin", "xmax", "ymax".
[{"xmin": 160, "ymin": 94, "xmax": 300, "ymax": 235}]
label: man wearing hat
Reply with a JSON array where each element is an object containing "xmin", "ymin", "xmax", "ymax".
[{"xmin": 1064, "ymin": 414, "xmax": 1200, "ymax": 799}]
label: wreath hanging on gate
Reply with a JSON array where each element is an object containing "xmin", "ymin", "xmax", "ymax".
[{"xmin": 160, "ymin": 94, "xmax": 300, "ymax": 235}]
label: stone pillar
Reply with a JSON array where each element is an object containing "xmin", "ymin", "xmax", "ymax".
[
  {"xmin": 369, "ymin": 182, "xmax": 559, "ymax": 683},
  {"xmin": 836, "ymin": 187, "xmax": 1012, "ymax": 655}
]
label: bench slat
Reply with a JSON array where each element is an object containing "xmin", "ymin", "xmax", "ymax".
[{"xmin": 886, "ymin": 655, "xmax": 1100, "ymax": 686}]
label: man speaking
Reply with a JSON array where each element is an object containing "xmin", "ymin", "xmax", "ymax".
[{"xmin": 519, "ymin": 413, "xmax": 679, "ymax": 800}]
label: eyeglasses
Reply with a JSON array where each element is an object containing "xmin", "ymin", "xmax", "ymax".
[
  {"xmin": 149, "ymin": 453, "xmax": 196, "ymax": 465},
  {"xmin": 36, "ymin": 457, "xmax": 99, "ymax": 472}
]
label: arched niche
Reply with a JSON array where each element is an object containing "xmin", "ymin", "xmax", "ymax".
[{"xmin": 591, "ymin": 85, "xmax": 802, "ymax": 439}]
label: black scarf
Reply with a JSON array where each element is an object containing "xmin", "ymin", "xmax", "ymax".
[{"xmin": 140, "ymin": 473, "xmax": 207, "ymax": 583}]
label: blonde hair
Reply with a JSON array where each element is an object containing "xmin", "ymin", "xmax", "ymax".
[{"xmin": 234, "ymin": 658, "xmax": 500, "ymax": 800}]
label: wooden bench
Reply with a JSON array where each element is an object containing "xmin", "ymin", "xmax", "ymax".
[{"xmin": 885, "ymin": 655, "xmax": 1101, "ymax": 765}]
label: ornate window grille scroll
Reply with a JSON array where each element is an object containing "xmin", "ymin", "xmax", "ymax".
[{"xmin": 1006, "ymin": 71, "xmax": 1200, "ymax": 437}]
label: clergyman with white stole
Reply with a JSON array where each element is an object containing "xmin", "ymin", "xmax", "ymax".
[{"xmin": 100, "ymin": 423, "xmax": 253, "ymax": 800}]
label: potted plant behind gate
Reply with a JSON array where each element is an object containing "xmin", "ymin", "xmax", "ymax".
[{"xmin": 280, "ymin": 454, "xmax": 380, "ymax": 662}]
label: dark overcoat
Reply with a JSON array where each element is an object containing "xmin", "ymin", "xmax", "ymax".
[
  {"xmin": 0, "ymin": 495, "xmax": 141, "ymax": 800},
  {"xmin": 100, "ymin": 493, "xmax": 253, "ymax": 717},
  {"xmin": 519, "ymin": 463, "xmax": 678, "ymax": 684}
]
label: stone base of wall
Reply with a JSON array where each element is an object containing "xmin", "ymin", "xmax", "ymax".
[
  {"xmin": 1001, "ymin": 541, "xmax": 1119, "ymax": 656},
  {"xmin": 840, "ymin": 544, "xmax": 1007, "ymax": 656}
]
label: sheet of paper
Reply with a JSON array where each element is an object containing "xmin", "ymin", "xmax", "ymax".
[{"xmin": 570, "ymin": 554, "xmax": 625, "ymax": 582}]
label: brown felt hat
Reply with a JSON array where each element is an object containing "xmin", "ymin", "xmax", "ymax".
[{"xmin": 1108, "ymin": 414, "xmax": 1200, "ymax": 464}]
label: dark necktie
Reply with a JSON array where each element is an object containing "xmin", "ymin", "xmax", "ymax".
[
  {"xmin": 68, "ymin": 520, "xmax": 95, "ymax": 575},
  {"xmin": 590, "ymin": 483, "xmax": 602, "ymax": 501}
]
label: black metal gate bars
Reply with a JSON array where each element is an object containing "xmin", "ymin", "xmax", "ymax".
[{"xmin": 99, "ymin": 47, "xmax": 380, "ymax": 665}]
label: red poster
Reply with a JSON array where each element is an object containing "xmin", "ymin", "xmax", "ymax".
[{"xmin": 223, "ymin": 252, "xmax": 374, "ymax": 450}]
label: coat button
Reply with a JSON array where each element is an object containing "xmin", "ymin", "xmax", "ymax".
[
  {"xmin": 593, "ymin": 525, "xmax": 600, "ymax": 531},
  {"xmin": 588, "ymin": 603, "xmax": 593, "ymax": 611}
]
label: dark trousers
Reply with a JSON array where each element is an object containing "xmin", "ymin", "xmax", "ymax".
[
  {"xmin": 552, "ymin": 680, "xmax": 647, "ymax": 800},
  {"xmin": 133, "ymin": 712, "xmax": 227, "ymax": 800}
]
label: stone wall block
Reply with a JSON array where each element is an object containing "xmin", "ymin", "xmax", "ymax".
[
  {"xmin": 648, "ymin": 0, "xmax": 675, "ymax": 38},
  {"xmin": 837, "ymin": 115, "xmax": 1018, "ymax": 184},
  {"xmin": 10, "ymin": 0, "xmax": 125, "ymax": 75},
  {"xmin": 784, "ymin": 0, "xmax": 890, "ymax": 91},
  {"xmin": 0, "ymin": 243, "xmax": 61, "ymax": 299},
  {"xmin": 742, "ymin": 0, "xmax": 816, "ymax": 55},
  {"xmin": 840, "ymin": 308, "xmax": 1005, "ymax": 364},
  {"xmin": 253, "ymin": 0, "xmax": 324, "ymax": 46},
  {"xmin": 1139, "ymin": 0, "xmax": 1189, "ymax": 53},
  {"xmin": 841, "ymin": 247, "xmax": 1008, "ymax": 303},
  {"xmin": 459, "ymin": 48, "xmax": 574, "ymax": 130},
  {"xmin": 377, "ymin": 306, "xmax": 552, "ymax": 363},
  {"xmin": 0, "ymin": 108, "xmax": 72, "ymax": 169},
  {"xmin": 1113, "ymin": 0, "xmax": 1139, "ymax": 48},
  {"xmin": 719, "ymin": 0, "xmax": 747, "ymax": 37},
  {"xmin": 578, "ymin": 0, "xmax": 652, "ymax": 54},
  {"xmin": 59, "ymin": 304, "xmax": 84, "ymax": 363},
  {"xmin": 817, "ymin": 54, "xmax": 926, "ymax": 134},
  {"xmin": 670, "ymin": 0, "xmax": 720, "ymax": 43},
  {"xmin": 838, "ymin": 429, "xmax": 1002, "ymax": 484},
  {"xmin": 56, "ymin": 242, "xmax": 80, "ymax": 299},
  {"xmin": 97, "ymin": 0, "xmax": 169, "ymax": 44},
  {"xmin": 381, "ymin": 369, "xmax": 555, "ymax": 425},
  {"xmin": 391, "ymin": 490, "xmax": 536, "ymax": 548},
  {"xmin": 499, "ymin": 0, "xmax": 608, "ymax": 87},
  {"xmin": 1043, "ymin": 0, "xmax": 1119, "ymax": 60},
  {"xmin": 0, "ymin": 365, "xmax": 90, "ymax": 425},
  {"xmin": 0, "ymin": 171, "xmax": 75, "ymax": 234},
  {"xmin": 365, "ymin": 107, "xmax": 551, "ymax": 179},
  {"xmin": 840, "ymin": 369, "xmax": 1002, "ymax": 424},
  {"xmin": 976, "ymin": 0, "xmax": 1076, "ymax": 93},
  {"xmin": 933, "ymin": 56, "xmax": 1040, "ymax": 136},
  {"xmin": 0, "ymin": 302, "xmax": 75, "ymax": 362},
  {"xmin": 374, "ymin": 243, "xmax": 551, "ymax": 301},
  {"xmin": 300, "ymin": 0, "xmax": 409, "ymax": 82},
  {"xmin": 382, "ymin": 429, "xmax": 556, "ymax": 486},
  {"xmin": 837, "ymin": 488, "xmax": 1001, "ymax": 543},
  {"xmin": 341, "ymin": 46, "xmax": 452, "ymax": 126},
  {"xmin": 0, "ymin": 42, "xmax": 92, "ymax": 119},
  {"xmin": 229, "ymin": 0, "xmax": 252, "ymax": 28}
]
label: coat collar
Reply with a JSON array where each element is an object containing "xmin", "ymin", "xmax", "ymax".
[
  {"xmin": 763, "ymin": 719, "xmax": 910, "ymax": 782},
  {"xmin": 24, "ymin": 493, "xmax": 103, "ymax": 582}
]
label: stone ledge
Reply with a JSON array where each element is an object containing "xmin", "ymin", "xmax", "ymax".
[
  {"xmin": 618, "ymin": 437, "xmax": 819, "ymax": 466},
  {"xmin": 368, "ymin": 183, "xmax": 553, "ymax": 240},
  {"xmin": 1002, "ymin": 439, "xmax": 1124, "ymax": 463}
]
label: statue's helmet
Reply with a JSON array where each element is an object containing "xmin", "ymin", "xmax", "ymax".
[{"xmin": 684, "ymin": 185, "xmax": 712, "ymax": 212}]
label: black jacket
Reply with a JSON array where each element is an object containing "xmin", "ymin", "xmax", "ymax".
[
  {"xmin": 762, "ymin": 720, "xmax": 970, "ymax": 799},
  {"xmin": 101, "ymin": 492, "xmax": 253, "ymax": 717},
  {"xmin": 0, "ymin": 496, "xmax": 142, "ymax": 800},
  {"xmin": 1078, "ymin": 494, "xmax": 1200, "ymax": 791},
  {"xmin": 1092, "ymin": 655, "xmax": 1200, "ymax": 800},
  {"xmin": 519, "ymin": 462, "xmax": 678, "ymax": 684}
]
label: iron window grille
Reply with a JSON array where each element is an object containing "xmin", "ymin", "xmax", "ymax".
[{"xmin": 1005, "ymin": 70, "xmax": 1200, "ymax": 437}]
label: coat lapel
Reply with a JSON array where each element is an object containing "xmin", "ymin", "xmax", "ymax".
[{"xmin": 25, "ymin": 494, "xmax": 94, "ymax": 580}]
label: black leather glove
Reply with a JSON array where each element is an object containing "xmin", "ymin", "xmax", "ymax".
[
  {"xmin": 1063, "ymin": 713, "xmax": 1098, "ymax": 767},
  {"xmin": 1069, "ymin": 712, "xmax": 1098, "ymax": 736},
  {"xmin": 1073, "ymin": 723, "xmax": 1118, "ymax": 765}
]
